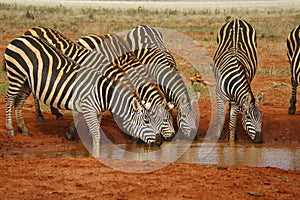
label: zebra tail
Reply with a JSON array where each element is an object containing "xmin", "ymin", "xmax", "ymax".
[{"xmin": 3, "ymin": 60, "xmax": 7, "ymax": 71}]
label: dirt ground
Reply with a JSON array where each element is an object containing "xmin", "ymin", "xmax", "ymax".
[
  {"xmin": 1, "ymin": 70, "xmax": 300, "ymax": 199},
  {"xmin": 0, "ymin": 8, "xmax": 300, "ymax": 200}
]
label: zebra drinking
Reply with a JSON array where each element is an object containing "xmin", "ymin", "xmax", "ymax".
[
  {"xmin": 23, "ymin": 26, "xmax": 174, "ymax": 140},
  {"xmin": 4, "ymin": 35, "xmax": 161, "ymax": 157},
  {"xmin": 287, "ymin": 25, "xmax": 300, "ymax": 115},
  {"xmin": 78, "ymin": 33, "xmax": 175, "ymax": 140},
  {"xmin": 212, "ymin": 19, "xmax": 263, "ymax": 143},
  {"xmin": 125, "ymin": 25, "xmax": 198, "ymax": 140}
]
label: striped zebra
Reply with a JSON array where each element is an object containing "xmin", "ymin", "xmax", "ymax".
[
  {"xmin": 78, "ymin": 33, "xmax": 175, "ymax": 140},
  {"xmin": 22, "ymin": 26, "xmax": 91, "ymax": 121},
  {"xmin": 125, "ymin": 25, "xmax": 197, "ymax": 139},
  {"xmin": 23, "ymin": 26, "xmax": 174, "ymax": 140},
  {"xmin": 287, "ymin": 25, "xmax": 300, "ymax": 115},
  {"xmin": 4, "ymin": 35, "xmax": 161, "ymax": 157},
  {"xmin": 213, "ymin": 19, "xmax": 263, "ymax": 143}
]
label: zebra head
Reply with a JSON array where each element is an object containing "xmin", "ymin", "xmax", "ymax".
[
  {"xmin": 143, "ymin": 97, "xmax": 175, "ymax": 141},
  {"xmin": 241, "ymin": 93, "xmax": 263, "ymax": 143},
  {"xmin": 123, "ymin": 97, "xmax": 162, "ymax": 146},
  {"xmin": 177, "ymin": 96, "xmax": 198, "ymax": 139}
]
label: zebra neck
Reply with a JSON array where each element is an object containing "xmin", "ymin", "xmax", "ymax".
[{"xmin": 110, "ymin": 93, "xmax": 133, "ymax": 120}]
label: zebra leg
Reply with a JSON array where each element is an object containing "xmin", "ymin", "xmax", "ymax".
[
  {"xmin": 66, "ymin": 121, "xmax": 76, "ymax": 140},
  {"xmin": 82, "ymin": 110, "xmax": 102, "ymax": 158},
  {"xmin": 33, "ymin": 94, "xmax": 64, "ymax": 121},
  {"xmin": 50, "ymin": 106, "xmax": 64, "ymax": 120},
  {"xmin": 14, "ymin": 90, "xmax": 31, "ymax": 136},
  {"xmin": 32, "ymin": 93, "xmax": 45, "ymax": 122},
  {"xmin": 288, "ymin": 78, "xmax": 298, "ymax": 115},
  {"xmin": 216, "ymin": 95, "xmax": 226, "ymax": 140},
  {"xmin": 229, "ymin": 102, "xmax": 239, "ymax": 141},
  {"xmin": 65, "ymin": 112, "xmax": 81, "ymax": 140},
  {"xmin": 6, "ymin": 94, "xmax": 16, "ymax": 136},
  {"xmin": 5, "ymin": 82, "xmax": 24, "ymax": 136}
]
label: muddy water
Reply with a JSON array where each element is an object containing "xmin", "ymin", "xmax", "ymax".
[
  {"xmin": 5, "ymin": 142, "xmax": 300, "ymax": 170},
  {"xmin": 177, "ymin": 142, "xmax": 300, "ymax": 170}
]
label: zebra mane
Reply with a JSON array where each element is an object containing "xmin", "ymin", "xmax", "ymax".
[
  {"xmin": 26, "ymin": 35, "xmax": 79, "ymax": 66},
  {"xmin": 25, "ymin": 26, "xmax": 76, "ymax": 46}
]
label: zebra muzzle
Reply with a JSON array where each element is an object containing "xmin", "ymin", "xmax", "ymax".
[
  {"xmin": 253, "ymin": 132, "xmax": 263, "ymax": 144},
  {"xmin": 151, "ymin": 133, "xmax": 162, "ymax": 147}
]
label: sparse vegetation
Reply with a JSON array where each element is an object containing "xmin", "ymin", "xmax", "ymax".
[{"xmin": 0, "ymin": 2, "xmax": 298, "ymax": 110}]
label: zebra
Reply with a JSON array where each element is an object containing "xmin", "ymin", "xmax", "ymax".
[
  {"xmin": 22, "ymin": 26, "xmax": 91, "ymax": 121},
  {"xmin": 23, "ymin": 26, "xmax": 174, "ymax": 140},
  {"xmin": 212, "ymin": 19, "xmax": 263, "ymax": 143},
  {"xmin": 78, "ymin": 33, "xmax": 175, "ymax": 140},
  {"xmin": 125, "ymin": 25, "xmax": 198, "ymax": 139},
  {"xmin": 287, "ymin": 25, "xmax": 300, "ymax": 115},
  {"xmin": 4, "ymin": 35, "xmax": 161, "ymax": 157}
]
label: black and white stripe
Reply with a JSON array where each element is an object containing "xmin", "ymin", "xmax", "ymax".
[
  {"xmin": 24, "ymin": 26, "xmax": 175, "ymax": 141},
  {"xmin": 21, "ymin": 26, "xmax": 92, "ymax": 121},
  {"xmin": 78, "ymin": 33, "xmax": 175, "ymax": 140},
  {"xmin": 213, "ymin": 19, "xmax": 263, "ymax": 143},
  {"xmin": 125, "ymin": 25, "xmax": 197, "ymax": 139},
  {"xmin": 287, "ymin": 25, "xmax": 300, "ymax": 115},
  {"xmin": 4, "ymin": 35, "xmax": 161, "ymax": 157}
]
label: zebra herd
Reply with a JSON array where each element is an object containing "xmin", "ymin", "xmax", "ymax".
[{"xmin": 3, "ymin": 19, "xmax": 300, "ymax": 156}]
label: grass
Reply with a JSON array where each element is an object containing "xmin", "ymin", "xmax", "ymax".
[
  {"xmin": 258, "ymin": 68, "xmax": 290, "ymax": 75},
  {"xmin": 0, "ymin": 66, "xmax": 8, "ymax": 96},
  {"xmin": 0, "ymin": 81, "xmax": 8, "ymax": 96},
  {"xmin": 271, "ymin": 82, "xmax": 289, "ymax": 89},
  {"xmin": 0, "ymin": 2, "xmax": 299, "ymax": 39}
]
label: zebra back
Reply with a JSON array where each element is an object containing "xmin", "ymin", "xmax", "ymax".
[
  {"xmin": 78, "ymin": 33, "xmax": 168, "ymax": 104},
  {"xmin": 78, "ymin": 34, "xmax": 151, "ymax": 82},
  {"xmin": 287, "ymin": 25, "xmax": 300, "ymax": 62},
  {"xmin": 25, "ymin": 27, "xmax": 134, "ymax": 88},
  {"xmin": 214, "ymin": 19, "xmax": 258, "ymax": 82},
  {"xmin": 24, "ymin": 26, "xmax": 90, "ymax": 64},
  {"xmin": 126, "ymin": 25, "xmax": 177, "ymax": 69}
]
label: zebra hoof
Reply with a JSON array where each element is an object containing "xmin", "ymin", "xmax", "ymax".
[
  {"xmin": 288, "ymin": 108, "xmax": 296, "ymax": 115},
  {"xmin": 192, "ymin": 133, "xmax": 199, "ymax": 141},
  {"xmin": 37, "ymin": 116, "xmax": 45, "ymax": 122},
  {"xmin": 7, "ymin": 130, "xmax": 16, "ymax": 136},
  {"xmin": 22, "ymin": 131, "xmax": 32, "ymax": 137},
  {"xmin": 17, "ymin": 127, "xmax": 32, "ymax": 136},
  {"xmin": 22, "ymin": 133, "xmax": 32, "ymax": 137},
  {"xmin": 56, "ymin": 115, "xmax": 65, "ymax": 120},
  {"xmin": 65, "ymin": 131, "xmax": 75, "ymax": 140},
  {"xmin": 215, "ymin": 135, "xmax": 222, "ymax": 141}
]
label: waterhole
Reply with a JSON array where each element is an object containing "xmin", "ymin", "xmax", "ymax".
[{"xmin": 4, "ymin": 141, "xmax": 299, "ymax": 170}]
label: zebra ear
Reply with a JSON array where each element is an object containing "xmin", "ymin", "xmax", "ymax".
[
  {"xmin": 256, "ymin": 92, "xmax": 264, "ymax": 104},
  {"xmin": 242, "ymin": 93, "xmax": 252, "ymax": 110},
  {"xmin": 132, "ymin": 97, "xmax": 142, "ymax": 112}
]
